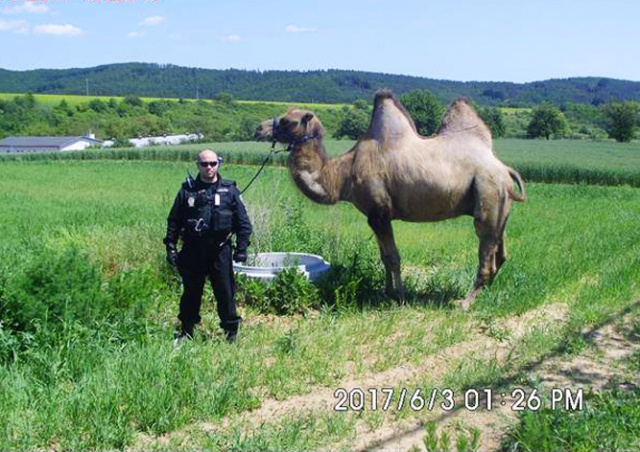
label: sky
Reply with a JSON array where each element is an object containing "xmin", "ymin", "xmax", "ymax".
[{"xmin": 0, "ymin": 0, "xmax": 638, "ymax": 84}]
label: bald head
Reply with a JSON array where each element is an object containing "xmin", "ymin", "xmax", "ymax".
[
  {"xmin": 197, "ymin": 148, "xmax": 220, "ymax": 183},
  {"xmin": 198, "ymin": 149, "xmax": 218, "ymax": 162}
]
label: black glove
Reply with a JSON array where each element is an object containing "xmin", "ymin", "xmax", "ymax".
[
  {"xmin": 166, "ymin": 243, "xmax": 179, "ymax": 268},
  {"xmin": 233, "ymin": 250, "xmax": 248, "ymax": 263}
]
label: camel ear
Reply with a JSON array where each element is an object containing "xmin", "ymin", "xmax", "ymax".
[{"xmin": 302, "ymin": 112, "xmax": 314, "ymax": 124}]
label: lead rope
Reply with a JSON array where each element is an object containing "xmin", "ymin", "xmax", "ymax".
[
  {"xmin": 219, "ymin": 143, "xmax": 285, "ymax": 252},
  {"xmin": 239, "ymin": 144, "xmax": 286, "ymax": 195}
]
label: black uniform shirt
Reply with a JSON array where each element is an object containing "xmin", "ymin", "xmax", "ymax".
[{"xmin": 164, "ymin": 175, "xmax": 252, "ymax": 251}]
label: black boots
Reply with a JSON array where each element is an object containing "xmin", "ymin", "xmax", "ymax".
[
  {"xmin": 174, "ymin": 320, "xmax": 241, "ymax": 344},
  {"xmin": 173, "ymin": 322, "xmax": 194, "ymax": 345},
  {"xmin": 221, "ymin": 318, "xmax": 242, "ymax": 344}
]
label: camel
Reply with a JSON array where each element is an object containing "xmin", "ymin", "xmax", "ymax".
[{"xmin": 254, "ymin": 89, "xmax": 526, "ymax": 309}]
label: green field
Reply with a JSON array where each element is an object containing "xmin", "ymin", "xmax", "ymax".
[{"xmin": 0, "ymin": 141, "xmax": 639, "ymax": 450}]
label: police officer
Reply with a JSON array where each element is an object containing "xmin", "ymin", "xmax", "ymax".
[{"xmin": 164, "ymin": 149, "xmax": 252, "ymax": 343}]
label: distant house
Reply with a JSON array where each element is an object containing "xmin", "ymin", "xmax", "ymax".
[
  {"xmin": 102, "ymin": 133, "xmax": 203, "ymax": 148},
  {"xmin": 0, "ymin": 135, "xmax": 103, "ymax": 154}
]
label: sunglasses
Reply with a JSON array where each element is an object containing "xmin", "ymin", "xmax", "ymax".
[{"xmin": 198, "ymin": 161, "xmax": 218, "ymax": 168}]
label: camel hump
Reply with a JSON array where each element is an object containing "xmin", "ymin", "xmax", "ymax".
[
  {"xmin": 438, "ymin": 98, "xmax": 492, "ymax": 145},
  {"xmin": 374, "ymin": 88, "xmax": 396, "ymax": 105},
  {"xmin": 368, "ymin": 88, "xmax": 418, "ymax": 141}
]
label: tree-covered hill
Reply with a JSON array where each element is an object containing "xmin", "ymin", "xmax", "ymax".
[{"xmin": 1, "ymin": 62, "xmax": 639, "ymax": 107}]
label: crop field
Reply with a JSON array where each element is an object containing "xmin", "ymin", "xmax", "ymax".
[
  {"xmin": 0, "ymin": 141, "xmax": 639, "ymax": 451},
  {"xmin": 0, "ymin": 92, "xmax": 345, "ymax": 111}
]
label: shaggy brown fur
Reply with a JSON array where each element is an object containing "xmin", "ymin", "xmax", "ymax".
[{"xmin": 255, "ymin": 89, "xmax": 526, "ymax": 309}]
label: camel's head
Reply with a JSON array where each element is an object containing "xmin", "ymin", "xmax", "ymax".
[{"xmin": 254, "ymin": 109, "xmax": 324, "ymax": 147}]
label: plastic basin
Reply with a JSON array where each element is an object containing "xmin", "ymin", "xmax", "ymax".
[{"xmin": 233, "ymin": 252, "xmax": 330, "ymax": 282}]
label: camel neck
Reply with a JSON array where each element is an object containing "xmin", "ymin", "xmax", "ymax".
[{"xmin": 288, "ymin": 139, "xmax": 351, "ymax": 205}]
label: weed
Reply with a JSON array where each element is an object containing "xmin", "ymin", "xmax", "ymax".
[
  {"xmin": 423, "ymin": 421, "xmax": 481, "ymax": 452},
  {"xmin": 237, "ymin": 267, "xmax": 320, "ymax": 315}
]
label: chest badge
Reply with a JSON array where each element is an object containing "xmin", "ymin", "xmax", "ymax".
[
  {"xmin": 214, "ymin": 194, "xmax": 221, "ymax": 206},
  {"xmin": 187, "ymin": 197, "xmax": 195, "ymax": 207}
]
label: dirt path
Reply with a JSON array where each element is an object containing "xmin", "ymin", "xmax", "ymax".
[
  {"xmin": 360, "ymin": 303, "xmax": 640, "ymax": 451},
  {"xmin": 133, "ymin": 301, "xmax": 639, "ymax": 451}
]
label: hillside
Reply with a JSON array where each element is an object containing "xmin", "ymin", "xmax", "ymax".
[{"xmin": 1, "ymin": 63, "xmax": 639, "ymax": 106}]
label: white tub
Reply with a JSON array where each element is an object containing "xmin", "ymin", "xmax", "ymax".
[{"xmin": 233, "ymin": 252, "xmax": 330, "ymax": 282}]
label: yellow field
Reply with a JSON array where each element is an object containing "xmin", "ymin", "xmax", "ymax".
[{"xmin": 0, "ymin": 92, "xmax": 346, "ymax": 110}]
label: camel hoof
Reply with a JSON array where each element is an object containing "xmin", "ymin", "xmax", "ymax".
[
  {"xmin": 385, "ymin": 289, "xmax": 405, "ymax": 304},
  {"xmin": 453, "ymin": 298, "xmax": 472, "ymax": 311}
]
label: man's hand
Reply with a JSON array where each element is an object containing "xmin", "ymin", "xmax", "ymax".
[
  {"xmin": 233, "ymin": 249, "xmax": 248, "ymax": 263},
  {"xmin": 166, "ymin": 243, "xmax": 179, "ymax": 268}
]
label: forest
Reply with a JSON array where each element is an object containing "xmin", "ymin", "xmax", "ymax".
[{"xmin": 1, "ymin": 62, "xmax": 640, "ymax": 106}]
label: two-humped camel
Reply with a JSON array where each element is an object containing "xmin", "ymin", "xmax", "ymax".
[{"xmin": 255, "ymin": 89, "xmax": 525, "ymax": 309}]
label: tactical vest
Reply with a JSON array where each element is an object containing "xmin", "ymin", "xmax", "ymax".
[{"xmin": 183, "ymin": 181, "xmax": 235, "ymax": 237}]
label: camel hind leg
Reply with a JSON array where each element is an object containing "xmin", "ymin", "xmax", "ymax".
[
  {"xmin": 495, "ymin": 212, "xmax": 511, "ymax": 274},
  {"xmin": 368, "ymin": 215, "xmax": 405, "ymax": 303},
  {"xmin": 458, "ymin": 190, "xmax": 509, "ymax": 310}
]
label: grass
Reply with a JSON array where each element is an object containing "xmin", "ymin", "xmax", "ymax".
[
  {"xmin": 0, "ymin": 156, "xmax": 639, "ymax": 450},
  {"xmin": 501, "ymin": 389, "xmax": 640, "ymax": 451}
]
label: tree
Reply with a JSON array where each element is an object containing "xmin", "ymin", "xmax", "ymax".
[
  {"xmin": 353, "ymin": 99, "xmax": 369, "ymax": 110},
  {"xmin": 233, "ymin": 117, "xmax": 258, "ymax": 141},
  {"xmin": 123, "ymin": 95, "xmax": 144, "ymax": 108},
  {"xmin": 479, "ymin": 106, "xmax": 506, "ymax": 138},
  {"xmin": 214, "ymin": 92, "xmax": 235, "ymax": 105},
  {"xmin": 526, "ymin": 103, "xmax": 569, "ymax": 139},
  {"xmin": 88, "ymin": 99, "xmax": 107, "ymax": 113},
  {"xmin": 601, "ymin": 101, "xmax": 639, "ymax": 142},
  {"xmin": 333, "ymin": 105, "xmax": 369, "ymax": 140},
  {"xmin": 399, "ymin": 90, "xmax": 445, "ymax": 136},
  {"xmin": 148, "ymin": 100, "xmax": 172, "ymax": 116}
]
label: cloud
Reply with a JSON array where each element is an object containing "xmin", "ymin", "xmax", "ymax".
[
  {"xmin": 221, "ymin": 34, "xmax": 241, "ymax": 42},
  {"xmin": 34, "ymin": 23, "xmax": 83, "ymax": 37},
  {"xmin": 285, "ymin": 24, "xmax": 315, "ymax": 33},
  {"xmin": 0, "ymin": 18, "xmax": 29, "ymax": 34},
  {"xmin": 127, "ymin": 31, "xmax": 146, "ymax": 38},
  {"xmin": 139, "ymin": 15, "xmax": 165, "ymax": 26},
  {"xmin": 2, "ymin": 3, "xmax": 49, "ymax": 14}
]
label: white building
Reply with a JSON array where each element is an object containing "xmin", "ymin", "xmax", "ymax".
[
  {"xmin": 0, "ymin": 136, "xmax": 103, "ymax": 153},
  {"xmin": 102, "ymin": 133, "xmax": 203, "ymax": 148}
]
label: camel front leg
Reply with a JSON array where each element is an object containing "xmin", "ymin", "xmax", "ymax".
[{"xmin": 368, "ymin": 215, "xmax": 405, "ymax": 303}]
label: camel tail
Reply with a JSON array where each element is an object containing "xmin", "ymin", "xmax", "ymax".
[{"xmin": 507, "ymin": 167, "xmax": 526, "ymax": 202}]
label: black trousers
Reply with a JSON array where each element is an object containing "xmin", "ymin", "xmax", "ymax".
[{"xmin": 177, "ymin": 241, "xmax": 241, "ymax": 332}]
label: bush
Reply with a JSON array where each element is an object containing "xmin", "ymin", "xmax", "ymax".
[
  {"xmin": 316, "ymin": 247, "xmax": 385, "ymax": 312},
  {"xmin": 1, "ymin": 245, "xmax": 108, "ymax": 333},
  {"xmin": 237, "ymin": 268, "xmax": 320, "ymax": 315},
  {"xmin": 0, "ymin": 245, "xmax": 162, "ymax": 362}
]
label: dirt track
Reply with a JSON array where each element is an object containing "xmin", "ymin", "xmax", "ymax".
[{"xmin": 134, "ymin": 301, "xmax": 640, "ymax": 451}]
